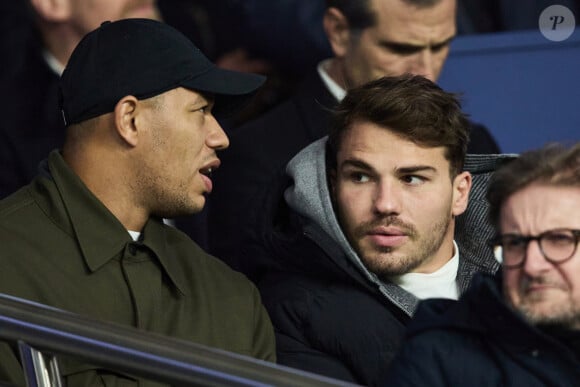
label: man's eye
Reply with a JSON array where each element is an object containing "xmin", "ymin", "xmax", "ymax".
[
  {"xmin": 350, "ymin": 172, "xmax": 370, "ymax": 183},
  {"xmin": 402, "ymin": 175, "xmax": 424, "ymax": 185},
  {"xmin": 388, "ymin": 45, "xmax": 421, "ymax": 56},
  {"xmin": 544, "ymin": 232, "xmax": 574, "ymax": 246},
  {"xmin": 192, "ymin": 106, "xmax": 207, "ymax": 113},
  {"xmin": 503, "ymin": 237, "xmax": 526, "ymax": 250}
]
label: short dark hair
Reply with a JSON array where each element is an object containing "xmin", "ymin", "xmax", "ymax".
[
  {"xmin": 487, "ymin": 143, "xmax": 580, "ymax": 228},
  {"xmin": 326, "ymin": 74, "xmax": 470, "ymax": 177},
  {"xmin": 326, "ymin": 0, "xmax": 443, "ymax": 30},
  {"xmin": 326, "ymin": 0, "xmax": 375, "ymax": 30}
]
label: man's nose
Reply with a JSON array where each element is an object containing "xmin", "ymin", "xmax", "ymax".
[
  {"xmin": 411, "ymin": 49, "xmax": 435, "ymax": 81},
  {"xmin": 522, "ymin": 239, "xmax": 553, "ymax": 275},
  {"xmin": 373, "ymin": 181, "xmax": 402, "ymax": 216},
  {"xmin": 206, "ymin": 115, "xmax": 230, "ymax": 150}
]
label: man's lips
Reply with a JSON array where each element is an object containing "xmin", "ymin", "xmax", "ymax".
[
  {"xmin": 200, "ymin": 159, "xmax": 220, "ymax": 193},
  {"xmin": 366, "ymin": 227, "xmax": 408, "ymax": 248},
  {"xmin": 524, "ymin": 282, "xmax": 565, "ymax": 294},
  {"xmin": 201, "ymin": 174, "xmax": 213, "ymax": 193}
]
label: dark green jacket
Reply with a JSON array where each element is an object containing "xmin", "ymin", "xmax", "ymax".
[{"xmin": 0, "ymin": 151, "xmax": 276, "ymax": 386}]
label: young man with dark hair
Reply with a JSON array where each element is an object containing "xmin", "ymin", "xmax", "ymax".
[
  {"xmin": 244, "ymin": 75, "xmax": 500, "ymax": 386},
  {"xmin": 382, "ymin": 142, "xmax": 580, "ymax": 386}
]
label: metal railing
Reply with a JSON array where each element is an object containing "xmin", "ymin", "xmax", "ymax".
[{"xmin": 0, "ymin": 293, "xmax": 359, "ymax": 387}]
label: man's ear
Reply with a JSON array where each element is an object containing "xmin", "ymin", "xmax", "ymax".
[
  {"xmin": 114, "ymin": 96, "xmax": 140, "ymax": 147},
  {"xmin": 323, "ymin": 7, "xmax": 351, "ymax": 57},
  {"xmin": 30, "ymin": 0, "xmax": 72, "ymax": 22},
  {"xmin": 451, "ymin": 171, "xmax": 472, "ymax": 216}
]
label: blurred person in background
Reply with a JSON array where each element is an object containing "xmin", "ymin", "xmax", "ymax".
[{"xmin": 0, "ymin": 0, "xmax": 161, "ymax": 199}]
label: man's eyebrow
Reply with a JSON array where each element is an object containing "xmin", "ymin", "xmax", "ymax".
[
  {"xmin": 379, "ymin": 35, "xmax": 455, "ymax": 53},
  {"xmin": 340, "ymin": 158, "xmax": 374, "ymax": 171},
  {"xmin": 397, "ymin": 165, "xmax": 437, "ymax": 174},
  {"xmin": 431, "ymin": 35, "xmax": 455, "ymax": 49},
  {"xmin": 189, "ymin": 95, "xmax": 215, "ymax": 110}
]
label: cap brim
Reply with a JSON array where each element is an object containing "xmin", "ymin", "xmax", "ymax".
[{"xmin": 181, "ymin": 66, "xmax": 266, "ymax": 117}]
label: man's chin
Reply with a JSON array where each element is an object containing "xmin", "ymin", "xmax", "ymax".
[
  {"xmin": 362, "ymin": 252, "xmax": 423, "ymax": 278},
  {"xmin": 517, "ymin": 300, "xmax": 577, "ymax": 326},
  {"xmin": 154, "ymin": 200, "xmax": 206, "ymax": 219}
]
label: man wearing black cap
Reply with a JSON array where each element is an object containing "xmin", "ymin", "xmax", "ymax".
[{"xmin": 0, "ymin": 19, "xmax": 275, "ymax": 385}]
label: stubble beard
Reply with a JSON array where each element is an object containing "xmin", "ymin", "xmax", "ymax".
[
  {"xmin": 136, "ymin": 166, "xmax": 201, "ymax": 219},
  {"xmin": 352, "ymin": 213, "xmax": 452, "ymax": 279},
  {"xmin": 510, "ymin": 279, "xmax": 580, "ymax": 329}
]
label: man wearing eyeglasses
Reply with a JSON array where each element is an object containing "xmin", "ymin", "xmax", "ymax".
[{"xmin": 381, "ymin": 142, "xmax": 580, "ymax": 387}]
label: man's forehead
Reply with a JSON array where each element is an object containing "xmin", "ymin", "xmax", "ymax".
[
  {"xmin": 371, "ymin": 0, "xmax": 457, "ymax": 16},
  {"xmin": 371, "ymin": 0, "xmax": 456, "ymax": 43},
  {"xmin": 500, "ymin": 185, "xmax": 580, "ymax": 233},
  {"xmin": 338, "ymin": 125, "xmax": 450, "ymax": 171}
]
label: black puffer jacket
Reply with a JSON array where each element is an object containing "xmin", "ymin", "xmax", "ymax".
[
  {"xmin": 243, "ymin": 139, "xmax": 506, "ymax": 386},
  {"xmin": 381, "ymin": 273, "xmax": 580, "ymax": 387}
]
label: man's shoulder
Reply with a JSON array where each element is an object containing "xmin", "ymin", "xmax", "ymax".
[
  {"xmin": 259, "ymin": 268, "xmax": 405, "ymax": 327},
  {"xmin": 230, "ymin": 97, "xmax": 314, "ymax": 149},
  {"xmin": 467, "ymin": 121, "xmax": 501, "ymax": 154},
  {"xmin": 396, "ymin": 297, "xmax": 489, "ymax": 362},
  {"xmin": 228, "ymin": 73, "xmax": 333, "ymax": 152},
  {"xmin": 406, "ymin": 274, "xmax": 499, "ymax": 341},
  {"xmin": 0, "ymin": 184, "xmax": 50, "ymax": 234},
  {"xmin": 0, "ymin": 186, "xmax": 35, "ymax": 217}
]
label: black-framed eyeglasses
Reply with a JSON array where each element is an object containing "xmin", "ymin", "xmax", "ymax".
[{"xmin": 491, "ymin": 228, "xmax": 580, "ymax": 269}]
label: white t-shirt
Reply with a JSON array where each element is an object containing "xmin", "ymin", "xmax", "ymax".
[
  {"xmin": 127, "ymin": 230, "xmax": 141, "ymax": 242},
  {"xmin": 389, "ymin": 241, "xmax": 460, "ymax": 300}
]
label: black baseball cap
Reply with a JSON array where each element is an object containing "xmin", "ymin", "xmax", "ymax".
[{"xmin": 60, "ymin": 18, "xmax": 266, "ymax": 126}]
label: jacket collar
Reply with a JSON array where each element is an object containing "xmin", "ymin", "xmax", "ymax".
[{"xmin": 43, "ymin": 151, "xmax": 188, "ymax": 295}]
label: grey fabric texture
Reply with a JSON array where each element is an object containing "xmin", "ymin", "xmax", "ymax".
[
  {"xmin": 456, "ymin": 153, "xmax": 518, "ymax": 291},
  {"xmin": 284, "ymin": 137, "xmax": 516, "ymax": 316}
]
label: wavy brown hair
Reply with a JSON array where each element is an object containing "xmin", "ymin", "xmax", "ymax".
[{"xmin": 326, "ymin": 74, "xmax": 469, "ymax": 178}]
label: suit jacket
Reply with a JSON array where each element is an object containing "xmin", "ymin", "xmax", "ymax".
[
  {"xmin": 207, "ymin": 72, "xmax": 501, "ymax": 270},
  {"xmin": 0, "ymin": 26, "xmax": 64, "ymax": 199}
]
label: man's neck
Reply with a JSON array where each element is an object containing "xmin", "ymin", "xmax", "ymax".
[
  {"xmin": 390, "ymin": 241, "xmax": 461, "ymax": 300},
  {"xmin": 62, "ymin": 143, "xmax": 149, "ymax": 232}
]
